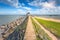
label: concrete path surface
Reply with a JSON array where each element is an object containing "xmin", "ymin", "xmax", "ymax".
[{"xmin": 24, "ymin": 16, "xmax": 36, "ymax": 40}]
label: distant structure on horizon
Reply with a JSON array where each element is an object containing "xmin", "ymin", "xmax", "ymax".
[{"xmin": 26, "ymin": 12, "xmax": 31, "ymax": 16}]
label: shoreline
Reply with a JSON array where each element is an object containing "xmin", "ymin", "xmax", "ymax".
[{"xmin": 35, "ymin": 16, "xmax": 60, "ymax": 23}]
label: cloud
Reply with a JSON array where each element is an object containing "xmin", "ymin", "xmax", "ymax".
[
  {"xmin": 28, "ymin": 0, "xmax": 41, "ymax": 7},
  {"xmin": 0, "ymin": 0, "xmax": 60, "ymax": 15},
  {"xmin": 27, "ymin": 0, "xmax": 60, "ymax": 15},
  {"xmin": 0, "ymin": 0, "xmax": 22, "ymax": 8},
  {"xmin": 0, "ymin": 0, "xmax": 56, "ymax": 9},
  {"xmin": 22, "ymin": 7, "xmax": 32, "ymax": 11},
  {"xmin": 29, "ymin": 6, "xmax": 60, "ymax": 15},
  {"xmin": 41, "ymin": 2, "xmax": 55, "ymax": 8},
  {"xmin": 16, "ymin": 9, "xmax": 27, "ymax": 14},
  {"xmin": 15, "ymin": 7, "xmax": 32, "ymax": 14},
  {"xmin": 28, "ymin": 0, "xmax": 56, "ymax": 8},
  {"xmin": 0, "ymin": 0, "xmax": 33, "ymax": 14}
]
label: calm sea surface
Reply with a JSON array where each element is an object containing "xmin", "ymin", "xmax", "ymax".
[{"xmin": 0, "ymin": 15, "xmax": 25, "ymax": 26}]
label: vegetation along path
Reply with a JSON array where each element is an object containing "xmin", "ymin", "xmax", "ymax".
[{"xmin": 32, "ymin": 17, "xmax": 58, "ymax": 40}]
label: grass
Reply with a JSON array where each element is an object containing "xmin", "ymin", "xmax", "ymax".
[
  {"xmin": 35, "ymin": 17, "xmax": 60, "ymax": 38},
  {"xmin": 31, "ymin": 18, "xmax": 51, "ymax": 40}
]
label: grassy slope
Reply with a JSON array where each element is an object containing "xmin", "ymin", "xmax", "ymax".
[
  {"xmin": 31, "ymin": 18, "xmax": 51, "ymax": 40},
  {"xmin": 35, "ymin": 18, "xmax": 60, "ymax": 38}
]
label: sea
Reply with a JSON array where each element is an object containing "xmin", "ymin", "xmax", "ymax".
[{"xmin": 0, "ymin": 15, "xmax": 25, "ymax": 26}]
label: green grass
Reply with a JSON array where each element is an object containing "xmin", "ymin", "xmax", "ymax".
[
  {"xmin": 31, "ymin": 18, "xmax": 51, "ymax": 40},
  {"xmin": 35, "ymin": 17, "xmax": 60, "ymax": 38}
]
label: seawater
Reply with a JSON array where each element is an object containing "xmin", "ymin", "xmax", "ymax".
[{"xmin": 0, "ymin": 15, "xmax": 25, "ymax": 26}]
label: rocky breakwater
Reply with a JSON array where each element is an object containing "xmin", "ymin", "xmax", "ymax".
[{"xmin": 0, "ymin": 17, "xmax": 25, "ymax": 39}]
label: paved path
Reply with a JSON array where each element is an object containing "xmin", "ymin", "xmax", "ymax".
[
  {"xmin": 32, "ymin": 17, "xmax": 58, "ymax": 40},
  {"xmin": 35, "ymin": 16, "xmax": 60, "ymax": 23},
  {"xmin": 24, "ymin": 16, "xmax": 36, "ymax": 40}
]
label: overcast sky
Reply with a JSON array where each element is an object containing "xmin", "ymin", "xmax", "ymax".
[{"xmin": 0, "ymin": 0, "xmax": 60, "ymax": 15}]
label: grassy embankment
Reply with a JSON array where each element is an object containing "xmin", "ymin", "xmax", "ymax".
[
  {"xmin": 31, "ymin": 18, "xmax": 51, "ymax": 40},
  {"xmin": 35, "ymin": 17, "xmax": 60, "ymax": 38}
]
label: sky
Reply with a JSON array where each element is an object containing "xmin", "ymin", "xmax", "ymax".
[{"xmin": 0, "ymin": 0, "xmax": 60, "ymax": 15}]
